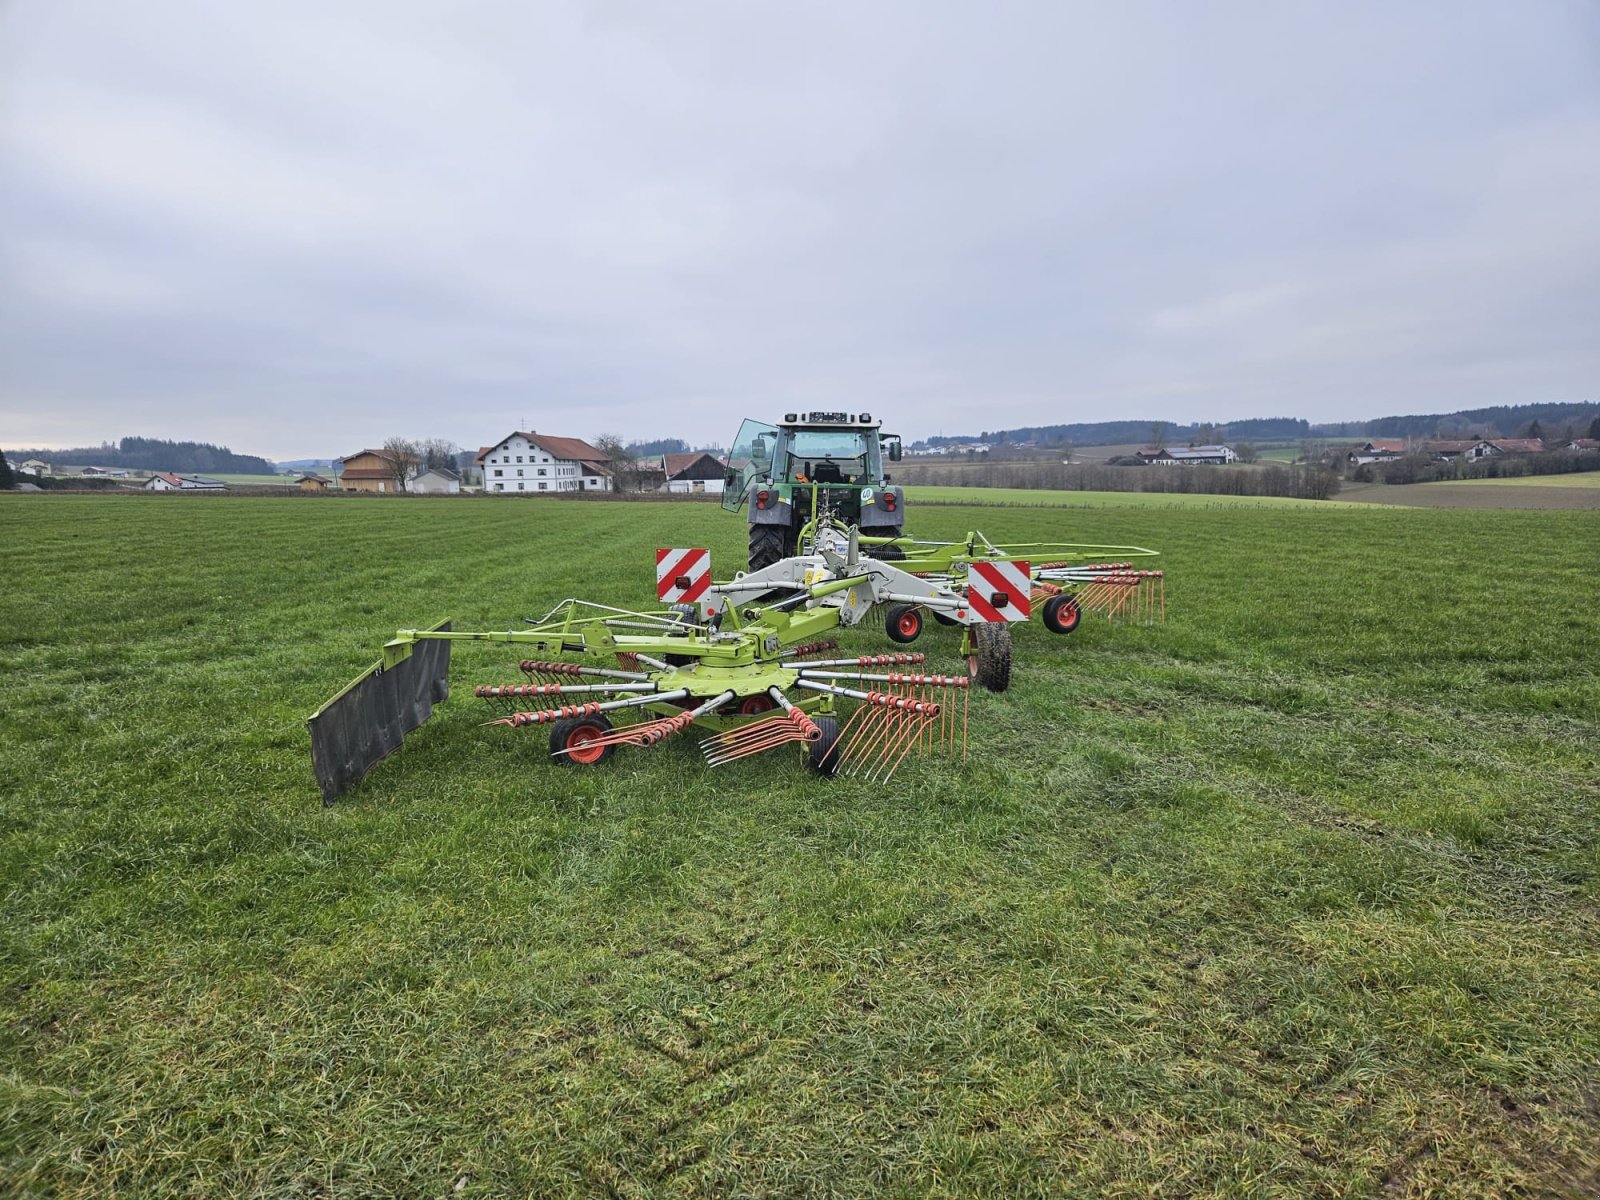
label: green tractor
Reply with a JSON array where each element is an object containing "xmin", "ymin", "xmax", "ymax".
[{"xmin": 721, "ymin": 411, "xmax": 905, "ymax": 569}]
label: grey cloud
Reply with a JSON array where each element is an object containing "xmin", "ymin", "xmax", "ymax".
[{"xmin": 2, "ymin": 0, "xmax": 1597, "ymax": 457}]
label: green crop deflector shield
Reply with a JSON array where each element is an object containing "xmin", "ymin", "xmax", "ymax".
[{"xmin": 308, "ymin": 620, "xmax": 452, "ymax": 805}]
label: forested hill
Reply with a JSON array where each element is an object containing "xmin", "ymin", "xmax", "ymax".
[
  {"xmin": 929, "ymin": 401, "xmax": 1598, "ymax": 447},
  {"xmin": 930, "ymin": 417, "xmax": 1309, "ymax": 447},
  {"xmin": 9, "ymin": 437, "xmax": 275, "ymax": 475}
]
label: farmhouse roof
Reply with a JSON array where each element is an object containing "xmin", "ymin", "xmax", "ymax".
[
  {"xmin": 151, "ymin": 472, "xmax": 183, "ymax": 486},
  {"xmin": 661, "ymin": 452, "xmax": 723, "ymax": 479},
  {"xmin": 1490, "ymin": 438, "xmax": 1546, "ymax": 454},
  {"xmin": 415, "ymin": 466, "xmax": 459, "ymax": 480},
  {"xmin": 1363, "ymin": 439, "xmax": 1409, "ymax": 453},
  {"xmin": 475, "ymin": 431, "xmax": 610, "ymax": 465}
]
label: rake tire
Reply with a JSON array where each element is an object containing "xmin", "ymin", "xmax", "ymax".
[
  {"xmin": 968, "ymin": 622, "xmax": 1012, "ymax": 693},
  {"xmin": 1042, "ymin": 593, "xmax": 1082, "ymax": 635},
  {"xmin": 885, "ymin": 604, "xmax": 924, "ymax": 644},
  {"xmin": 806, "ymin": 715, "xmax": 842, "ymax": 777},
  {"xmin": 551, "ymin": 714, "xmax": 615, "ymax": 766}
]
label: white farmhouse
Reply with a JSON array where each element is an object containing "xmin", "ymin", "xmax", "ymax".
[{"xmin": 475, "ymin": 432, "xmax": 612, "ymax": 494}]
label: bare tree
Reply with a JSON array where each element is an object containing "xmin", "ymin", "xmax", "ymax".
[
  {"xmin": 381, "ymin": 437, "xmax": 420, "ymax": 492},
  {"xmin": 1235, "ymin": 442, "xmax": 1260, "ymax": 464},
  {"xmin": 594, "ymin": 433, "xmax": 644, "ymax": 492},
  {"xmin": 419, "ymin": 438, "xmax": 459, "ymax": 474}
]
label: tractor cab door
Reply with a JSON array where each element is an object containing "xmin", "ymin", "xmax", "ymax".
[{"xmin": 721, "ymin": 418, "xmax": 779, "ymax": 511}]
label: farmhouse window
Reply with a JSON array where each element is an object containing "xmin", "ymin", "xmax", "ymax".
[
  {"xmin": 537, "ymin": 468, "xmax": 546, "ymax": 476},
  {"xmin": 494, "ymin": 469, "xmax": 502, "ymax": 478},
  {"xmin": 518, "ymin": 482, "xmax": 524, "ymax": 490},
  {"xmin": 539, "ymin": 483, "xmax": 547, "ymax": 490},
  {"xmin": 516, "ymin": 456, "xmax": 523, "ymax": 463}
]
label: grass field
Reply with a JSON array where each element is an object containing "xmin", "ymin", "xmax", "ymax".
[
  {"xmin": 3, "ymin": 494, "xmax": 1598, "ymax": 1197},
  {"xmin": 905, "ymin": 484, "xmax": 1360, "ymax": 509},
  {"xmin": 1418, "ymin": 473, "xmax": 1600, "ymax": 490}
]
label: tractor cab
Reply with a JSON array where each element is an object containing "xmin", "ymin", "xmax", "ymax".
[{"xmin": 722, "ymin": 412, "xmax": 906, "ymax": 568}]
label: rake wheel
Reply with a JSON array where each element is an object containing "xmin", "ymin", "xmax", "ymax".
[
  {"xmin": 968, "ymin": 622, "xmax": 1012, "ymax": 693},
  {"xmin": 738, "ymin": 694, "xmax": 778, "ymax": 715},
  {"xmin": 550, "ymin": 714, "xmax": 616, "ymax": 765},
  {"xmin": 931, "ymin": 609, "xmax": 960, "ymax": 627},
  {"xmin": 805, "ymin": 715, "xmax": 842, "ymax": 777},
  {"xmin": 885, "ymin": 604, "xmax": 923, "ymax": 644},
  {"xmin": 1042, "ymin": 593, "xmax": 1082, "ymax": 635}
]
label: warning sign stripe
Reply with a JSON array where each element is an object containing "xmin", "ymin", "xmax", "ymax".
[
  {"xmin": 967, "ymin": 559, "xmax": 1031, "ymax": 623},
  {"xmin": 656, "ymin": 548, "xmax": 711, "ymax": 603}
]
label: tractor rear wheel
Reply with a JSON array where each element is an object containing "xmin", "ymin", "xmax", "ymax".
[
  {"xmin": 550, "ymin": 714, "xmax": 615, "ymax": 765},
  {"xmin": 748, "ymin": 524, "xmax": 792, "ymax": 570},
  {"xmin": 805, "ymin": 715, "xmax": 842, "ymax": 777},
  {"xmin": 885, "ymin": 604, "xmax": 923, "ymax": 644},
  {"xmin": 1042, "ymin": 594, "xmax": 1082, "ymax": 635},
  {"xmin": 967, "ymin": 622, "xmax": 1012, "ymax": 693}
]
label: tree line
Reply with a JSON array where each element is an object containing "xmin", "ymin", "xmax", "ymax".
[
  {"xmin": 894, "ymin": 459, "xmax": 1343, "ymax": 501},
  {"xmin": 8, "ymin": 437, "xmax": 275, "ymax": 475}
]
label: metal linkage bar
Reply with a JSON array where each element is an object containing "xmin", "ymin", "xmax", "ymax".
[
  {"xmin": 778, "ymin": 639, "xmax": 840, "ymax": 660},
  {"xmin": 486, "ymin": 688, "xmax": 692, "ymax": 729},
  {"xmin": 474, "ymin": 681, "xmax": 656, "ymax": 713},
  {"xmin": 519, "ymin": 659, "xmax": 653, "ymax": 683},
  {"xmin": 793, "ymin": 653, "xmax": 926, "ymax": 670}
]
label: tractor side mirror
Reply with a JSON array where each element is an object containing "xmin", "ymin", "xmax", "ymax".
[{"xmin": 886, "ymin": 437, "xmax": 903, "ymax": 462}]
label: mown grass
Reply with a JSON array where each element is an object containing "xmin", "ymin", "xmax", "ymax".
[{"xmin": 2, "ymin": 494, "xmax": 1597, "ymax": 1197}]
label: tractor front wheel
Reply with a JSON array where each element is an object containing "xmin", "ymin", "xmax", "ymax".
[
  {"xmin": 550, "ymin": 714, "xmax": 615, "ymax": 765},
  {"xmin": 805, "ymin": 715, "xmax": 842, "ymax": 777},
  {"xmin": 747, "ymin": 524, "xmax": 792, "ymax": 571},
  {"xmin": 967, "ymin": 622, "xmax": 1012, "ymax": 693},
  {"xmin": 1042, "ymin": 594, "xmax": 1082, "ymax": 635},
  {"xmin": 885, "ymin": 604, "xmax": 923, "ymax": 644}
]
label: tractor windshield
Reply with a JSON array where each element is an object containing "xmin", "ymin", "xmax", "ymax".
[
  {"xmin": 721, "ymin": 418, "xmax": 779, "ymax": 511},
  {"xmin": 788, "ymin": 430, "xmax": 872, "ymax": 484}
]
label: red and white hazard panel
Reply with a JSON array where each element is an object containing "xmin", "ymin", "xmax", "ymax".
[
  {"xmin": 656, "ymin": 548, "xmax": 711, "ymax": 603},
  {"xmin": 966, "ymin": 560, "xmax": 1031, "ymax": 622}
]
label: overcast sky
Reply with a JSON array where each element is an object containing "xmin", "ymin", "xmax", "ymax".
[{"xmin": 2, "ymin": 1, "xmax": 1597, "ymax": 459}]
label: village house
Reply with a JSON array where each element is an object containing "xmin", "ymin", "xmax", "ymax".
[
  {"xmin": 144, "ymin": 473, "xmax": 227, "ymax": 492},
  {"xmin": 653, "ymin": 452, "xmax": 726, "ymax": 495},
  {"xmin": 1345, "ymin": 439, "xmax": 1409, "ymax": 466},
  {"xmin": 1465, "ymin": 438, "xmax": 1546, "ymax": 460},
  {"xmin": 475, "ymin": 432, "xmax": 612, "ymax": 493},
  {"xmin": 410, "ymin": 467, "xmax": 461, "ymax": 495},
  {"xmin": 18, "ymin": 459, "xmax": 51, "ymax": 477},
  {"xmin": 1137, "ymin": 445, "xmax": 1239, "ymax": 465},
  {"xmin": 298, "ymin": 474, "xmax": 331, "ymax": 492},
  {"xmin": 334, "ymin": 449, "xmax": 407, "ymax": 493}
]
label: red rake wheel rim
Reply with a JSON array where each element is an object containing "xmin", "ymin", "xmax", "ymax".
[
  {"xmin": 1058, "ymin": 597, "xmax": 1081, "ymax": 631},
  {"xmin": 738, "ymin": 696, "xmax": 777, "ymax": 715},
  {"xmin": 897, "ymin": 610, "xmax": 921, "ymax": 638},
  {"xmin": 564, "ymin": 724, "xmax": 609, "ymax": 765}
]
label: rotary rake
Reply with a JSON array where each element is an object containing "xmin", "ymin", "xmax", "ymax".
[
  {"xmin": 309, "ymin": 531, "xmax": 1018, "ymax": 804},
  {"xmin": 815, "ymin": 522, "xmax": 1166, "ymax": 646}
]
